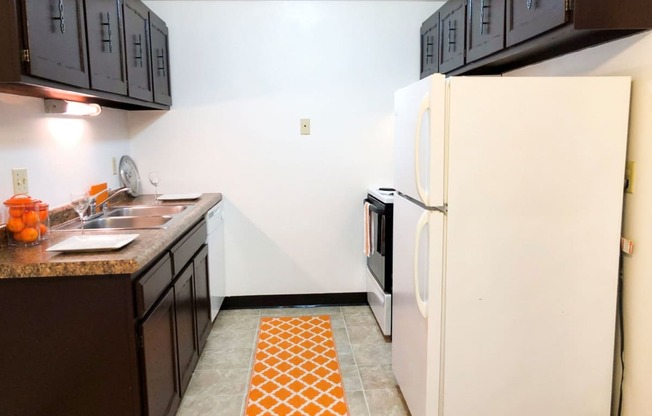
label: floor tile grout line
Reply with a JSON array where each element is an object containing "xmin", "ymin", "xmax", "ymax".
[
  {"xmin": 240, "ymin": 309, "xmax": 262, "ymax": 416},
  {"xmin": 343, "ymin": 310, "xmax": 372, "ymax": 416}
]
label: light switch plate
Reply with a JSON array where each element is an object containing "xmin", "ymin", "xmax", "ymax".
[
  {"xmin": 300, "ymin": 119, "xmax": 310, "ymax": 135},
  {"xmin": 12, "ymin": 168, "xmax": 28, "ymax": 194}
]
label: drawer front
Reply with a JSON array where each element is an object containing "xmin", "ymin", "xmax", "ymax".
[
  {"xmin": 439, "ymin": 0, "xmax": 466, "ymax": 73},
  {"xmin": 135, "ymin": 254, "xmax": 173, "ymax": 318},
  {"xmin": 171, "ymin": 220, "xmax": 208, "ymax": 276},
  {"xmin": 420, "ymin": 12, "xmax": 440, "ymax": 79},
  {"xmin": 467, "ymin": 0, "xmax": 506, "ymax": 63}
]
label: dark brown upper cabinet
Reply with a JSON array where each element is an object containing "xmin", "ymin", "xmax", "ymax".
[
  {"xmin": 467, "ymin": 0, "xmax": 506, "ymax": 63},
  {"xmin": 123, "ymin": 0, "xmax": 153, "ymax": 102},
  {"xmin": 23, "ymin": 0, "xmax": 89, "ymax": 88},
  {"xmin": 149, "ymin": 11, "xmax": 171, "ymax": 106},
  {"xmin": 439, "ymin": 0, "xmax": 466, "ymax": 74},
  {"xmin": 0, "ymin": 0, "xmax": 170, "ymax": 110},
  {"xmin": 506, "ymin": 0, "xmax": 568, "ymax": 47},
  {"xmin": 423, "ymin": 0, "xmax": 652, "ymax": 76},
  {"xmin": 420, "ymin": 12, "xmax": 440, "ymax": 79},
  {"xmin": 84, "ymin": 0, "xmax": 127, "ymax": 95}
]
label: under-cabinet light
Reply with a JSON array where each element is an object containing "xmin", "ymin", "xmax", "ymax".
[{"xmin": 44, "ymin": 99, "xmax": 102, "ymax": 117}]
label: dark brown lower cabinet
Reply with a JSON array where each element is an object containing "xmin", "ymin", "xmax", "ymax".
[
  {"xmin": 140, "ymin": 288, "xmax": 181, "ymax": 416},
  {"xmin": 174, "ymin": 264, "xmax": 199, "ymax": 396},
  {"xmin": 0, "ymin": 275, "xmax": 141, "ymax": 416},
  {"xmin": 0, "ymin": 219, "xmax": 213, "ymax": 416},
  {"xmin": 194, "ymin": 244, "xmax": 212, "ymax": 354}
]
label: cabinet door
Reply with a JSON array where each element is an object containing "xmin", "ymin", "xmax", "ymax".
[
  {"xmin": 123, "ymin": 0, "xmax": 152, "ymax": 101},
  {"xmin": 139, "ymin": 288, "xmax": 181, "ymax": 416},
  {"xmin": 84, "ymin": 0, "xmax": 127, "ymax": 94},
  {"xmin": 506, "ymin": 0, "xmax": 569, "ymax": 47},
  {"xmin": 420, "ymin": 12, "xmax": 439, "ymax": 79},
  {"xmin": 174, "ymin": 264, "xmax": 198, "ymax": 397},
  {"xmin": 149, "ymin": 12, "xmax": 171, "ymax": 106},
  {"xmin": 439, "ymin": 0, "xmax": 466, "ymax": 73},
  {"xmin": 467, "ymin": 0, "xmax": 506, "ymax": 63},
  {"xmin": 194, "ymin": 245, "xmax": 212, "ymax": 354},
  {"xmin": 23, "ymin": 0, "xmax": 89, "ymax": 87}
]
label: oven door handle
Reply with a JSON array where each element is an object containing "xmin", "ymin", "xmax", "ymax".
[
  {"xmin": 365, "ymin": 199, "xmax": 386, "ymax": 256},
  {"xmin": 365, "ymin": 200, "xmax": 385, "ymax": 215}
]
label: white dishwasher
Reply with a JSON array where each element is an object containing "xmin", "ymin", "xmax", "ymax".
[{"xmin": 205, "ymin": 201, "xmax": 225, "ymax": 321}]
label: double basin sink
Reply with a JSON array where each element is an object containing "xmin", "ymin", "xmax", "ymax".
[{"xmin": 54, "ymin": 204, "xmax": 193, "ymax": 231}]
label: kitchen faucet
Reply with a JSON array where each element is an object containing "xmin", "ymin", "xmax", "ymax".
[{"xmin": 86, "ymin": 187, "xmax": 130, "ymax": 219}]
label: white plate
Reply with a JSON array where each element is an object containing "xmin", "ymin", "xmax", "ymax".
[
  {"xmin": 46, "ymin": 234, "xmax": 139, "ymax": 253},
  {"xmin": 157, "ymin": 193, "xmax": 202, "ymax": 201}
]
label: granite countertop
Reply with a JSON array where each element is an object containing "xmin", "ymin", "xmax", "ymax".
[{"xmin": 0, "ymin": 193, "xmax": 222, "ymax": 279}]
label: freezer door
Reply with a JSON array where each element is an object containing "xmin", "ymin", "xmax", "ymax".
[
  {"xmin": 394, "ymin": 74, "xmax": 446, "ymax": 208},
  {"xmin": 392, "ymin": 195, "xmax": 444, "ymax": 416}
]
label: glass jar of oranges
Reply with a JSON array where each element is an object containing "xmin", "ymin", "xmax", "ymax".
[
  {"xmin": 3, "ymin": 195, "xmax": 41, "ymax": 246},
  {"xmin": 36, "ymin": 202, "xmax": 50, "ymax": 240}
]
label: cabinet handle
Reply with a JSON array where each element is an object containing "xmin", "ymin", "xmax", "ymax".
[
  {"xmin": 157, "ymin": 49, "xmax": 166, "ymax": 76},
  {"xmin": 526, "ymin": 0, "xmax": 534, "ymax": 10},
  {"xmin": 480, "ymin": 0, "xmax": 490, "ymax": 35},
  {"xmin": 51, "ymin": 0, "xmax": 65, "ymax": 34},
  {"xmin": 101, "ymin": 12, "xmax": 113, "ymax": 53},
  {"xmin": 134, "ymin": 34, "xmax": 143, "ymax": 67},
  {"xmin": 447, "ymin": 19, "xmax": 456, "ymax": 53},
  {"xmin": 426, "ymin": 37, "xmax": 434, "ymax": 62}
]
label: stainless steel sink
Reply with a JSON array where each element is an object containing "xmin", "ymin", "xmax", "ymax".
[
  {"xmin": 104, "ymin": 205, "xmax": 190, "ymax": 217},
  {"xmin": 53, "ymin": 204, "xmax": 193, "ymax": 231},
  {"xmin": 83, "ymin": 216, "xmax": 173, "ymax": 230}
]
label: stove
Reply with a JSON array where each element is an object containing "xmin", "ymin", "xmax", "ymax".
[{"xmin": 364, "ymin": 187, "xmax": 395, "ymax": 336}]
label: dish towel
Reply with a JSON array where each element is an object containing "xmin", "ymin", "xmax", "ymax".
[
  {"xmin": 363, "ymin": 202, "xmax": 371, "ymax": 257},
  {"xmin": 363, "ymin": 202, "xmax": 376, "ymax": 257}
]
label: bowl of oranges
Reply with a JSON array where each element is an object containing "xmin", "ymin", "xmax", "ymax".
[{"xmin": 4, "ymin": 195, "xmax": 49, "ymax": 246}]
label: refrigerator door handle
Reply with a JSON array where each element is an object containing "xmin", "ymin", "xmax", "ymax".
[
  {"xmin": 414, "ymin": 210, "xmax": 429, "ymax": 319},
  {"xmin": 415, "ymin": 93, "xmax": 430, "ymax": 205}
]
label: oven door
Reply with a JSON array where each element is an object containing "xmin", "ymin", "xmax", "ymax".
[{"xmin": 365, "ymin": 197, "xmax": 389, "ymax": 292}]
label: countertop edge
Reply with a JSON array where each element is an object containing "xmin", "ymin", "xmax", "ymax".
[{"xmin": 0, "ymin": 193, "xmax": 222, "ymax": 279}]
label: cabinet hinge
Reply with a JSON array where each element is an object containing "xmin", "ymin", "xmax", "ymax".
[
  {"xmin": 565, "ymin": 0, "xmax": 574, "ymax": 11},
  {"xmin": 21, "ymin": 49, "xmax": 30, "ymax": 63}
]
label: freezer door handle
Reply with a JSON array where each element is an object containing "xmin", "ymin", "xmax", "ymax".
[
  {"xmin": 414, "ymin": 211, "xmax": 429, "ymax": 319},
  {"xmin": 415, "ymin": 93, "xmax": 430, "ymax": 205}
]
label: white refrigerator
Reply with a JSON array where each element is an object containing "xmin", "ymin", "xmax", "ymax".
[{"xmin": 392, "ymin": 74, "xmax": 631, "ymax": 416}]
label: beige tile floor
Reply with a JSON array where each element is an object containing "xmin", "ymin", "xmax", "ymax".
[{"xmin": 176, "ymin": 305, "xmax": 411, "ymax": 416}]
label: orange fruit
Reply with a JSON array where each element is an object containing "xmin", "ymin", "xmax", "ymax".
[
  {"xmin": 9, "ymin": 207, "xmax": 24, "ymax": 218},
  {"xmin": 38, "ymin": 209, "xmax": 48, "ymax": 222},
  {"xmin": 39, "ymin": 223, "xmax": 48, "ymax": 235},
  {"xmin": 7, "ymin": 217, "xmax": 25, "ymax": 233},
  {"xmin": 20, "ymin": 227, "xmax": 39, "ymax": 243},
  {"xmin": 22, "ymin": 210, "xmax": 39, "ymax": 227},
  {"xmin": 13, "ymin": 232, "xmax": 22, "ymax": 242}
]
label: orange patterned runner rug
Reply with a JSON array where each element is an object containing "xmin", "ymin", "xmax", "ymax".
[{"xmin": 244, "ymin": 315, "xmax": 349, "ymax": 416}]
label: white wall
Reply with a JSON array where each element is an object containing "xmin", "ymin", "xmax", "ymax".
[
  {"xmin": 507, "ymin": 32, "xmax": 652, "ymax": 416},
  {"xmin": 132, "ymin": 1, "xmax": 443, "ymax": 296},
  {"xmin": 0, "ymin": 93, "xmax": 129, "ymax": 217}
]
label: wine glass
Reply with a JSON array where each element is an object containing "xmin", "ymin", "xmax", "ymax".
[
  {"xmin": 70, "ymin": 191, "xmax": 91, "ymax": 236},
  {"xmin": 149, "ymin": 171, "xmax": 160, "ymax": 202}
]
